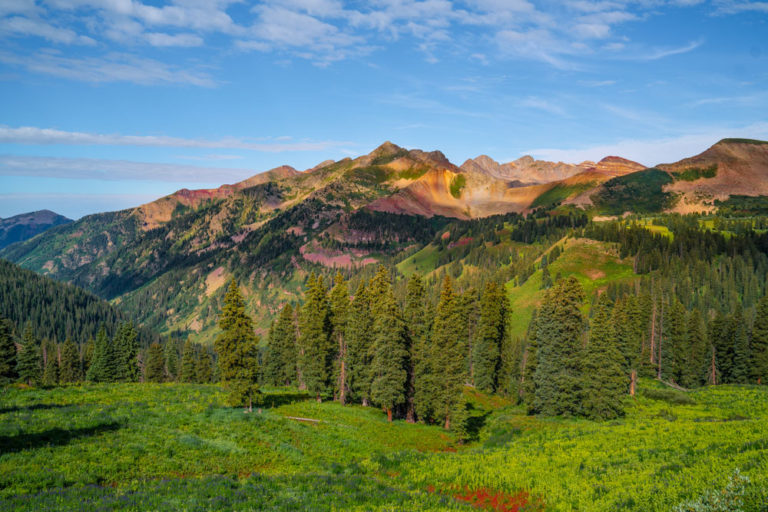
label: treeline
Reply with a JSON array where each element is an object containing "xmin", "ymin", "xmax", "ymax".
[
  {"xmin": 0, "ymin": 319, "xmax": 214, "ymax": 386},
  {"xmin": 0, "ymin": 258, "xmax": 135, "ymax": 344}
]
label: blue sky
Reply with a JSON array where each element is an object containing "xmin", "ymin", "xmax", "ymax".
[{"xmin": 1, "ymin": 0, "xmax": 767, "ymax": 219}]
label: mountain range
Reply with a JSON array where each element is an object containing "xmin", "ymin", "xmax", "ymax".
[
  {"xmin": 0, "ymin": 209, "xmax": 72, "ymax": 250},
  {"xmin": 2, "ymin": 138, "xmax": 767, "ymax": 342}
]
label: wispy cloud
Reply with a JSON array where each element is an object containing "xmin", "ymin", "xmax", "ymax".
[
  {"xmin": 635, "ymin": 39, "xmax": 704, "ymax": 61},
  {"xmin": 0, "ymin": 50, "xmax": 217, "ymax": 86},
  {"xmin": 0, "ymin": 154, "xmax": 259, "ymax": 182},
  {"xmin": 0, "ymin": 125, "xmax": 347, "ymax": 152},
  {"xmin": 526, "ymin": 122, "xmax": 768, "ymax": 166}
]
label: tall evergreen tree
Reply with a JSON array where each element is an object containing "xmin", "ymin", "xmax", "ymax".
[
  {"xmin": 580, "ymin": 295, "xmax": 626, "ymax": 420},
  {"xmin": 145, "ymin": 342, "xmax": 165, "ymax": 383},
  {"xmin": 59, "ymin": 338, "xmax": 82, "ymax": 383},
  {"xmin": 196, "ymin": 348, "xmax": 214, "ymax": 383},
  {"xmin": 0, "ymin": 318, "xmax": 17, "ymax": 384},
  {"xmin": 405, "ymin": 274, "xmax": 427, "ymax": 422},
  {"xmin": 752, "ymin": 295, "xmax": 768, "ymax": 384},
  {"xmin": 298, "ymin": 273, "xmax": 332, "ymax": 401},
  {"xmin": 329, "ymin": 273, "xmax": 350, "ymax": 404},
  {"xmin": 82, "ymin": 337, "xmax": 94, "ymax": 375},
  {"xmin": 86, "ymin": 326, "xmax": 118, "ymax": 382},
  {"xmin": 165, "ymin": 339, "xmax": 179, "ymax": 382},
  {"xmin": 533, "ymin": 277, "xmax": 585, "ymax": 417},
  {"xmin": 180, "ymin": 339, "xmax": 197, "ymax": 383},
  {"xmin": 346, "ymin": 282, "xmax": 374, "ymax": 406},
  {"xmin": 473, "ymin": 281, "xmax": 507, "ymax": 393},
  {"xmin": 680, "ymin": 310, "xmax": 708, "ymax": 389},
  {"xmin": 16, "ymin": 325, "xmax": 41, "ymax": 386},
  {"xmin": 370, "ymin": 280, "xmax": 408, "ymax": 421},
  {"xmin": 522, "ymin": 310, "xmax": 539, "ymax": 412},
  {"xmin": 214, "ymin": 280, "xmax": 260, "ymax": 410},
  {"xmin": 114, "ymin": 322, "xmax": 139, "ymax": 382},
  {"xmin": 430, "ymin": 276, "xmax": 467, "ymax": 430},
  {"xmin": 731, "ymin": 306, "xmax": 752, "ymax": 384},
  {"xmin": 711, "ymin": 311, "xmax": 733, "ymax": 383},
  {"xmin": 42, "ymin": 340, "xmax": 59, "ymax": 386},
  {"xmin": 265, "ymin": 303, "xmax": 297, "ymax": 386}
]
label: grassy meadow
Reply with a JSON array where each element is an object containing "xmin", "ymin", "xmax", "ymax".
[{"xmin": 2, "ymin": 380, "xmax": 767, "ymax": 511}]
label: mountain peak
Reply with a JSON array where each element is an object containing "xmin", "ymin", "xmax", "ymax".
[{"xmin": 370, "ymin": 141, "xmax": 406, "ymax": 158}]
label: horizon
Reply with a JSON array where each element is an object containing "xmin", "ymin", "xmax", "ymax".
[{"xmin": 2, "ymin": 0, "xmax": 767, "ymax": 219}]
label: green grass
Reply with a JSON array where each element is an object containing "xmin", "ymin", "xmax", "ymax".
[
  {"xmin": 591, "ymin": 169, "xmax": 676, "ymax": 215},
  {"xmin": 505, "ymin": 238, "xmax": 637, "ymax": 339},
  {"xmin": 719, "ymin": 138, "xmax": 768, "ymax": 146},
  {"xmin": 674, "ymin": 165, "xmax": 717, "ymax": 182},
  {"xmin": 450, "ymin": 174, "xmax": 466, "ymax": 198},
  {"xmin": 397, "ymin": 243, "xmax": 441, "ymax": 276},
  {"xmin": 530, "ymin": 182, "xmax": 596, "ymax": 209},
  {"xmin": 1, "ymin": 381, "xmax": 767, "ymax": 511}
]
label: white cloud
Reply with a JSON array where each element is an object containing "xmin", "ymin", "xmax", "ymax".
[
  {"xmin": 526, "ymin": 122, "xmax": 768, "ymax": 166},
  {"xmin": 145, "ymin": 31, "xmax": 203, "ymax": 47},
  {"xmin": 0, "ymin": 154, "xmax": 258, "ymax": 182},
  {"xmin": 0, "ymin": 50, "xmax": 217, "ymax": 86},
  {"xmin": 0, "ymin": 125, "xmax": 348, "ymax": 152},
  {"xmin": 635, "ymin": 39, "xmax": 704, "ymax": 60},
  {"xmin": 0, "ymin": 15, "xmax": 95, "ymax": 44}
]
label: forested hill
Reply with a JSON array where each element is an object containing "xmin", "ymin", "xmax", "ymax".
[
  {"xmin": 0, "ymin": 210, "xmax": 72, "ymax": 250},
  {"xmin": 0, "ymin": 258, "xmax": 151, "ymax": 344}
]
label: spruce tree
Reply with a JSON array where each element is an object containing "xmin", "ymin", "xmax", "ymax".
[
  {"xmin": 522, "ymin": 310, "xmax": 539, "ymax": 413},
  {"xmin": 473, "ymin": 281, "xmax": 507, "ymax": 393},
  {"xmin": 214, "ymin": 280, "xmax": 260, "ymax": 410},
  {"xmin": 370, "ymin": 280, "xmax": 408, "ymax": 422},
  {"xmin": 533, "ymin": 277, "xmax": 585, "ymax": 417},
  {"xmin": 265, "ymin": 304, "xmax": 297, "ymax": 386},
  {"xmin": 680, "ymin": 310, "xmax": 708, "ymax": 389},
  {"xmin": 196, "ymin": 348, "xmax": 214, "ymax": 383},
  {"xmin": 82, "ymin": 337, "xmax": 94, "ymax": 374},
  {"xmin": 430, "ymin": 276, "xmax": 467, "ymax": 430},
  {"xmin": 346, "ymin": 282, "xmax": 374, "ymax": 406},
  {"xmin": 580, "ymin": 295, "xmax": 626, "ymax": 420},
  {"xmin": 731, "ymin": 306, "xmax": 752, "ymax": 384},
  {"xmin": 16, "ymin": 326, "xmax": 41, "ymax": 386},
  {"xmin": 0, "ymin": 318, "xmax": 17, "ymax": 384},
  {"xmin": 165, "ymin": 339, "xmax": 179, "ymax": 382},
  {"xmin": 711, "ymin": 311, "xmax": 733, "ymax": 383},
  {"xmin": 405, "ymin": 274, "xmax": 427, "ymax": 422},
  {"xmin": 42, "ymin": 340, "xmax": 59, "ymax": 387},
  {"xmin": 180, "ymin": 339, "xmax": 197, "ymax": 383},
  {"xmin": 329, "ymin": 273, "xmax": 350, "ymax": 404},
  {"xmin": 86, "ymin": 326, "xmax": 118, "ymax": 382},
  {"xmin": 145, "ymin": 342, "xmax": 166, "ymax": 383},
  {"xmin": 298, "ymin": 273, "xmax": 332, "ymax": 401},
  {"xmin": 59, "ymin": 339, "xmax": 82, "ymax": 383},
  {"xmin": 114, "ymin": 323, "xmax": 139, "ymax": 382},
  {"xmin": 752, "ymin": 295, "xmax": 768, "ymax": 384}
]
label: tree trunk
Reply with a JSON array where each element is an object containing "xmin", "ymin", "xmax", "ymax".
[
  {"xmin": 650, "ymin": 303, "xmax": 657, "ymax": 365},
  {"xmin": 444, "ymin": 414, "xmax": 451, "ymax": 430},
  {"xmin": 362, "ymin": 398, "xmax": 369, "ymax": 407},
  {"xmin": 630, "ymin": 369, "xmax": 637, "ymax": 397},
  {"xmin": 387, "ymin": 408, "xmax": 393, "ymax": 422},
  {"xmin": 710, "ymin": 347, "xmax": 717, "ymax": 385},
  {"xmin": 316, "ymin": 393, "xmax": 321, "ymax": 403},
  {"xmin": 657, "ymin": 301, "xmax": 664, "ymax": 380},
  {"xmin": 248, "ymin": 396, "xmax": 253, "ymax": 413}
]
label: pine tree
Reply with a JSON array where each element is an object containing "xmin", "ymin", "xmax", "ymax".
[
  {"xmin": 145, "ymin": 342, "xmax": 165, "ymax": 383},
  {"xmin": 473, "ymin": 281, "xmax": 507, "ymax": 393},
  {"xmin": 196, "ymin": 348, "xmax": 214, "ymax": 383},
  {"xmin": 533, "ymin": 277, "xmax": 585, "ymax": 417},
  {"xmin": 405, "ymin": 274, "xmax": 427, "ymax": 422},
  {"xmin": 370, "ymin": 279, "xmax": 408, "ymax": 422},
  {"xmin": 0, "ymin": 318, "xmax": 17, "ymax": 384},
  {"xmin": 711, "ymin": 311, "xmax": 733, "ymax": 383},
  {"xmin": 680, "ymin": 310, "xmax": 708, "ymax": 389},
  {"xmin": 16, "ymin": 326, "xmax": 41, "ymax": 386},
  {"xmin": 580, "ymin": 295, "xmax": 626, "ymax": 420},
  {"xmin": 329, "ymin": 272, "xmax": 350, "ymax": 404},
  {"xmin": 346, "ymin": 282, "xmax": 374, "ymax": 406},
  {"xmin": 298, "ymin": 273, "xmax": 332, "ymax": 402},
  {"xmin": 264, "ymin": 304, "xmax": 297, "ymax": 386},
  {"xmin": 86, "ymin": 326, "xmax": 118, "ymax": 382},
  {"xmin": 522, "ymin": 310, "xmax": 539, "ymax": 413},
  {"xmin": 214, "ymin": 280, "xmax": 260, "ymax": 410},
  {"xmin": 114, "ymin": 322, "xmax": 139, "ymax": 382},
  {"xmin": 42, "ymin": 340, "xmax": 59, "ymax": 386},
  {"xmin": 731, "ymin": 306, "xmax": 752, "ymax": 384},
  {"xmin": 165, "ymin": 339, "xmax": 179, "ymax": 382},
  {"xmin": 180, "ymin": 339, "xmax": 197, "ymax": 383},
  {"xmin": 752, "ymin": 295, "xmax": 768, "ymax": 384},
  {"xmin": 59, "ymin": 339, "xmax": 82, "ymax": 383},
  {"xmin": 430, "ymin": 276, "xmax": 467, "ymax": 430},
  {"xmin": 82, "ymin": 337, "xmax": 94, "ymax": 374}
]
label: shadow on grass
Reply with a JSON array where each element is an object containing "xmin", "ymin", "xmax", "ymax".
[
  {"xmin": 0, "ymin": 403, "xmax": 73, "ymax": 415},
  {"xmin": 260, "ymin": 391, "xmax": 312, "ymax": 409},
  {"xmin": 0, "ymin": 422, "xmax": 121, "ymax": 455}
]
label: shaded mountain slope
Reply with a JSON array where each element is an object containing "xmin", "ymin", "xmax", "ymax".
[{"xmin": 0, "ymin": 210, "xmax": 72, "ymax": 249}]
